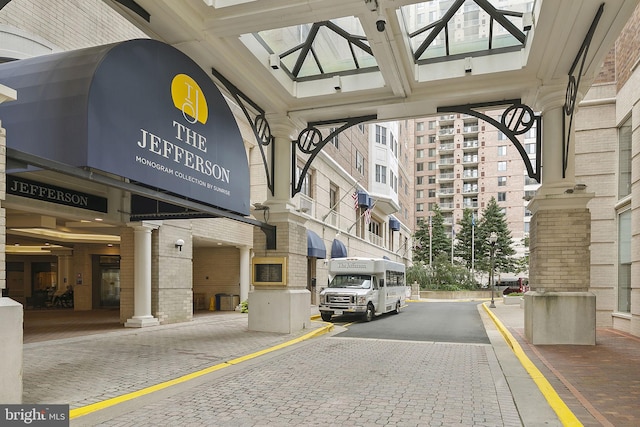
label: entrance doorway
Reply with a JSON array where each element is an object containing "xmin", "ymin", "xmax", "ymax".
[{"xmin": 91, "ymin": 255, "xmax": 121, "ymax": 308}]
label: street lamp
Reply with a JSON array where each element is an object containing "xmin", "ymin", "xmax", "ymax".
[{"xmin": 488, "ymin": 232, "xmax": 498, "ymax": 308}]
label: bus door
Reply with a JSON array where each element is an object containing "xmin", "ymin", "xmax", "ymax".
[{"xmin": 377, "ymin": 277, "xmax": 386, "ymax": 314}]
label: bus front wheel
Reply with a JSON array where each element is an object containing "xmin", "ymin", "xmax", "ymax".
[
  {"xmin": 321, "ymin": 313, "xmax": 332, "ymax": 322},
  {"xmin": 393, "ymin": 301, "xmax": 401, "ymax": 314},
  {"xmin": 364, "ymin": 304, "xmax": 374, "ymax": 322}
]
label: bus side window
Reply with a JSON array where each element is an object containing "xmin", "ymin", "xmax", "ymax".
[
  {"xmin": 380, "ymin": 279, "xmax": 385, "ymax": 288},
  {"xmin": 372, "ymin": 278, "xmax": 378, "ymax": 290}
]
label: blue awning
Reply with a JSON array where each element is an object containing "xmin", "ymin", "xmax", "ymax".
[
  {"xmin": 389, "ymin": 216, "xmax": 400, "ymax": 231},
  {"xmin": 307, "ymin": 229, "xmax": 326, "ymax": 258},
  {"xmin": 331, "ymin": 239, "xmax": 348, "ymax": 258}
]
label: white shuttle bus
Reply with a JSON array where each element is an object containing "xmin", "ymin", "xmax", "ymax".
[{"xmin": 319, "ymin": 257, "xmax": 406, "ymax": 322}]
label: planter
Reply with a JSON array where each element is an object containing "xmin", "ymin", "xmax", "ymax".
[{"xmin": 503, "ymin": 295, "xmax": 523, "ymax": 305}]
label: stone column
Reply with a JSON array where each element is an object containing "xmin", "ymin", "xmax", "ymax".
[
  {"xmin": 125, "ymin": 222, "xmax": 160, "ymax": 328},
  {"xmin": 239, "ymin": 245, "xmax": 250, "ymax": 302},
  {"xmin": 0, "ymin": 84, "xmax": 22, "ymax": 403},
  {"xmin": 248, "ymin": 115, "xmax": 311, "ymax": 333},
  {"xmin": 525, "ymin": 87, "xmax": 595, "ymax": 344}
]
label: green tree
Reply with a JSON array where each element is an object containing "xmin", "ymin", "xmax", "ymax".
[
  {"xmin": 475, "ymin": 197, "xmax": 517, "ymax": 276},
  {"xmin": 454, "ymin": 208, "xmax": 479, "ymax": 268},
  {"xmin": 412, "ymin": 205, "xmax": 451, "ymax": 264}
]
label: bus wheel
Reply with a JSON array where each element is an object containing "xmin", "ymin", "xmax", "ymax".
[
  {"xmin": 364, "ymin": 304, "xmax": 374, "ymax": 322},
  {"xmin": 321, "ymin": 313, "xmax": 332, "ymax": 322},
  {"xmin": 393, "ymin": 301, "xmax": 401, "ymax": 314}
]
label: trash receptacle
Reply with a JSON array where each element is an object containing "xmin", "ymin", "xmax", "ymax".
[
  {"xmin": 220, "ymin": 294, "xmax": 238, "ymax": 311},
  {"xmin": 215, "ymin": 293, "xmax": 225, "ymax": 311}
]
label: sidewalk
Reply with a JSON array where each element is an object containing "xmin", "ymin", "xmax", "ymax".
[{"xmin": 487, "ymin": 300, "xmax": 640, "ymax": 427}]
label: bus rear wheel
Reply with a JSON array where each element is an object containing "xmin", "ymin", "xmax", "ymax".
[
  {"xmin": 364, "ymin": 304, "xmax": 374, "ymax": 322},
  {"xmin": 393, "ymin": 301, "xmax": 401, "ymax": 314},
  {"xmin": 321, "ymin": 313, "xmax": 332, "ymax": 322}
]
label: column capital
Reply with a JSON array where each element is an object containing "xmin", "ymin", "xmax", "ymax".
[
  {"xmin": 265, "ymin": 114, "xmax": 299, "ymax": 140},
  {"xmin": 126, "ymin": 220, "xmax": 162, "ymax": 231},
  {"xmin": 528, "ymin": 190, "xmax": 594, "ymax": 215}
]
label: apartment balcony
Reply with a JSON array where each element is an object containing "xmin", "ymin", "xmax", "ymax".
[
  {"xmin": 438, "ymin": 127, "xmax": 455, "ymax": 137},
  {"xmin": 438, "ymin": 172, "xmax": 455, "ymax": 182},
  {"xmin": 443, "ymin": 218, "xmax": 453, "ymax": 226},
  {"xmin": 462, "ymin": 186, "xmax": 478, "ymax": 195},
  {"xmin": 368, "ymin": 232, "xmax": 383, "ymax": 248},
  {"xmin": 437, "ymin": 187, "xmax": 454, "ymax": 197},
  {"xmin": 462, "ymin": 139, "xmax": 479, "ymax": 151},
  {"xmin": 438, "ymin": 157, "xmax": 455, "ymax": 168},
  {"xmin": 440, "ymin": 202, "xmax": 454, "ymax": 211},
  {"xmin": 462, "ymin": 170, "xmax": 478, "ymax": 181},
  {"xmin": 462, "ymin": 125, "xmax": 479, "ymax": 135},
  {"xmin": 463, "ymin": 201, "xmax": 478, "ymax": 209},
  {"xmin": 462, "ymin": 155, "xmax": 478, "ymax": 166},
  {"xmin": 439, "ymin": 142, "xmax": 454, "ymax": 152},
  {"xmin": 438, "ymin": 114, "xmax": 456, "ymax": 123}
]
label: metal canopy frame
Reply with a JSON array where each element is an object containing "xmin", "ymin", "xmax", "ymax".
[
  {"xmin": 6, "ymin": 148, "xmax": 277, "ymax": 249},
  {"xmin": 291, "ymin": 115, "xmax": 377, "ymax": 197},
  {"xmin": 563, "ymin": 3, "xmax": 604, "ymax": 178},
  {"xmin": 437, "ymin": 99, "xmax": 541, "ymax": 182},
  {"xmin": 211, "ymin": 67, "xmax": 275, "ymax": 197}
]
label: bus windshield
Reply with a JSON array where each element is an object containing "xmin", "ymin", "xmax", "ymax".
[{"xmin": 329, "ymin": 274, "xmax": 372, "ymax": 289}]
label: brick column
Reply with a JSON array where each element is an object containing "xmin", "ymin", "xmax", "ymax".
[
  {"xmin": 248, "ymin": 115, "xmax": 311, "ymax": 333},
  {"xmin": 525, "ymin": 89, "xmax": 596, "ymax": 344}
]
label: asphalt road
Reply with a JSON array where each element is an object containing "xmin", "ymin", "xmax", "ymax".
[{"xmin": 332, "ymin": 301, "xmax": 490, "ymax": 344}]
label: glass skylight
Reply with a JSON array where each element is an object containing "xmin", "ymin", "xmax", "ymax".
[{"xmin": 254, "ymin": 16, "xmax": 377, "ymax": 81}]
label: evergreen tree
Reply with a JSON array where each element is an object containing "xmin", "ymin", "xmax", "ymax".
[
  {"xmin": 475, "ymin": 197, "xmax": 517, "ymax": 276},
  {"xmin": 412, "ymin": 204, "xmax": 451, "ymax": 264},
  {"xmin": 454, "ymin": 208, "xmax": 477, "ymax": 267}
]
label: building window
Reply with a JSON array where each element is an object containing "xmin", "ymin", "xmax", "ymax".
[
  {"xmin": 498, "ymin": 145, "xmax": 507, "ymax": 156},
  {"xmin": 329, "ymin": 127, "xmax": 339, "ymax": 148},
  {"xmin": 416, "ymin": 203, "xmax": 424, "ymax": 212},
  {"xmin": 498, "ymin": 161, "xmax": 507, "ymax": 171},
  {"xmin": 498, "ymin": 130, "xmax": 507, "ymax": 140},
  {"xmin": 296, "ymin": 165, "xmax": 311, "ymax": 197},
  {"xmin": 416, "ymin": 162, "xmax": 424, "ymax": 172},
  {"xmin": 390, "ymin": 171, "xmax": 398, "ymax": 192},
  {"xmin": 618, "ymin": 209, "xmax": 631, "ymax": 312},
  {"xmin": 416, "ymin": 122, "xmax": 424, "ymax": 131},
  {"xmin": 358, "ymin": 123, "xmax": 365, "ymax": 133},
  {"xmin": 416, "ymin": 176, "xmax": 424, "ymax": 185},
  {"xmin": 428, "ymin": 148, "xmax": 436, "ymax": 157},
  {"xmin": 428, "ymin": 175, "xmax": 436, "ymax": 184},
  {"xmin": 375, "ymin": 164, "xmax": 387, "ymax": 184},
  {"xmin": 428, "ymin": 162, "xmax": 436, "ymax": 171},
  {"xmin": 428, "ymin": 135, "xmax": 436, "ymax": 144},
  {"xmin": 391, "ymin": 134, "xmax": 398, "ymax": 157},
  {"xmin": 497, "ymin": 192, "xmax": 506, "ymax": 202},
  {"xmin": 619, "ymin": 117, "xmax": 632, "ymax": 198},
  {"xmin": 416, "ymin": 135, "xmax": 424, "ymax": 145},
  {"xmin": 329, "ymin": 183, "xmax": 338, "ymax": 212},
  {"xmin": 428, "ymin": 121, "xmax": 436, "ymax": 130},
  {"xmin": 416, "ymin": 189, "xmax": 424, "ymax": 198},
  {"xmin": 375, "ymin": 125, "xmax": 387, "ymax": 145},
  {"xmin": 428, "ymin": 189, "xmax": 436, "ymax": 197},
  {"xmin": 416, "ymin": 149, "xmax": 424, "ymax": 158},
  {"xmin": 524, "ymin": 222, "xmax": 530, "ymax": 233},
  {"xmin": 355, "ymin": 150, "xmax": 364, "ymax": 175},
  {"xmin": 525, "ymin": 143, "xmax": 536, "ymax": 154},
  {"xmin": 498, "ymin": 176, "xmax": 507, "ymax": 186}
]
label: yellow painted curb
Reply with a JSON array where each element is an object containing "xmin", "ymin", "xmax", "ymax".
[
  {"xmin": 482, "ymin": 303, "xmax": 583, "ymax": 427},
  {"xmin": 70, "ymin": 321, "xmax": 334, "ymax": 419}
]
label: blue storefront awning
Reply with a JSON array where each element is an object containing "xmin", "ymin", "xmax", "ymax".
[
  {"xmin": 331, "ymin": 239, "xmax": 348, "ymax": 258},
  {"xmin": 307, "ymin": 229, "xmax": 326, "ymax": 259}
]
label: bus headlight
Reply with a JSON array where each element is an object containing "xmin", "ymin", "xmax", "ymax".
[{"xmin": 357, "ymin": 295, "xmax": 367, "ymax": 305}]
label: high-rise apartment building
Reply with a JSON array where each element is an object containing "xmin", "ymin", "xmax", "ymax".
[{"xmin": 412, "ymin": 111, "xmax": 538, "ymax": 261}]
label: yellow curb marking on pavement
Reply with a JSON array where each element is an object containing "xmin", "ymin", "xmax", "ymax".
[
  {"xmin": 482, "ymin": 303, "xmax": 583, "ymax": 427},
  {"xmin": 70, "ymin": 322, "xmax": 334, "ymax": 420}
]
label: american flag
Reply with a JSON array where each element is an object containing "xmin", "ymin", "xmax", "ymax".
[
  {"xmin": 352, "ymin": 192, "xmax": 359, "ymax": 211},
  {"xmin": 364, "ymin": 208, "xmax": 372, "ymax": 225}
]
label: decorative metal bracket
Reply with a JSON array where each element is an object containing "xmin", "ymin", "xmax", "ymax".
[
  {"xmin": 291, "ymin": 115, "xmax": 377, "ymax": 197},
  {"xmin": 562, "ymin": 3, "xmax": 604, "ymax": 178},
  {"xmin": 211, "ymin": 68, "xmax": 275, "ymax": 196},
  {"xmin": 437, "ymin": 99, "xmax": 541, "ymax": 182}
]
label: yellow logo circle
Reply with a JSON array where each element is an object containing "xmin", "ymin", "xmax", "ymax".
[{"xmin": 171, "ymin": 74, "xmax": 208, "ymax": 124}]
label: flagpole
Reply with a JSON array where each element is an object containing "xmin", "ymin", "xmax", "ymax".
[
  {"xmin": 451, "ymin": 226, "xmax": 454, "ymax": 265},
  {"xmin": 428, "ymin": 214, "xmax": 433, "ymax": 266},
  {"xmin": 471, "ymin": 213, "xmax": 475, "ymax": 282}
]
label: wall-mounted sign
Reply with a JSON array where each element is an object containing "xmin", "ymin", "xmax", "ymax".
[
  {"xmin": 0, "ymin": 39, "xmax": 250, "ymax": 216},
  {"xmin": 252, "ymin": 257, "xmax": 287, "ymax": 286},
  {"xmin": 7, "ymin": 175, "xmax": 108, "ymax": 213}
]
